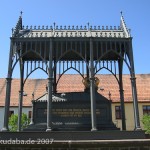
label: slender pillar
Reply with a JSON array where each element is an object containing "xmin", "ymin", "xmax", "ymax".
[
  {"xmin": 119, "ymin": 89, "xmax": 126, "ymax": 130},
  {"xmin": 130, "ymin": 76, "xmax": 141, "ymax": 130},
  {"xmin": 46, "ymin": 39, "xmax": 53, "ymax": 132},
  {"xmin": 1, "ymin": 41, "xmax": 13, "ymax": 132},
  {"xmin": 17, "ymin": 60, "xmax": 24, "ymax": 132},
  {"xmin": 87, "ymin": 61, "xmax": 89, "ymax": 79},
  {"xmin": 17, "ymin": 90, "xmax": 23, "ymax": 131},
  {"xmin": 128, "ymin": 40, "xmax": 141, "ymax": 130},
  {"xmin": 1, "ymin": 78, "xmax": 12, "ymax": 131},
  {"xmin": 53, "ymin": 59, "xmax": 57, "ymax": 93},
  {"xmin": 89, "ymin": 38, "xmax": 97, "ymax": 131},
  {"xmin": 118, "ymin": 59, "xmax": 126, "ymax": 130}
]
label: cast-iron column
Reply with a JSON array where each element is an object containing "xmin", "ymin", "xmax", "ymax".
[
  {"xmin": 1, "ymin": 41, "xmax": 13, "ymax": 132},
  {"xmin": 119, "ymin": 89, "xmax": 126, "ymax": 130},
  {"xmin": 89, "ymin": 38, "xmax": 97, "ymax": 131},
  {"xmin": 129, "ymin": 40, "xmax": 141, "ymax": 130},
  {"xmin": 17, "ymin": 60, "xmax": 24, "ymax": 131},
  {"xmin": 130, "ymin": 76, "xmax": 141, "ymax": 130},
  {"xmin": 87, "ymin": 61, "xmax": 89, "ymax": 79},
  {"xmin": 53, "ymin": 59, "xmax": 57, "ymax": 93},
  {"xmin": 2, "ymin": 78, "xmax": 12, "ymax": 131},
  {"xmin": 118, "ymin": 59, "xmax": 126, "ymax": 130},
  {"xmin": 46, "ymin": 38, "xmax": 53, "ymax": 132}
]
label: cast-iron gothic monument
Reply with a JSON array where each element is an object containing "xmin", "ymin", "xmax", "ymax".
[{"xmin": 2, "ymin": 13, "xmax": 141, "ymax": 132}]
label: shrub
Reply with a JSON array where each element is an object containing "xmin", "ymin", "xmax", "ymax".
[
  {"xmin": 142, "ymin": 114, "xmax": 150, "ymax": 134},
  {"xmin": 9, "ymin": 113, "xmax": 30, "ymax": 131}
]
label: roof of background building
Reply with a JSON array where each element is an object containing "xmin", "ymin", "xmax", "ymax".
[{"xmin": 0, "ymin": 74, "xmax": 150, "ymax": 106}]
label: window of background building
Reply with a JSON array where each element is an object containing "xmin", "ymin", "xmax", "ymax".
[
  {"xmin": 28, "ymin": 111, "xmax": 32, "ymax": 119},
  {"xmin": 9, "ymin": 110, "xmax": 14, "ymax": 117},
  {"xmin": 115, "ymin": 106, "xmax": 122, "ymax": 119},
  {"xmin": 143, "ymin": 106, "xmax": 150, "ymax": 115}
]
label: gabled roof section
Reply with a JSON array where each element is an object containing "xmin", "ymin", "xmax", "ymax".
[
  {"xmin": 34, "ymin": 93, "xmax": 67, "ymax": 103},
  {"xmin": 120, "ymin": 12, "xmax": 131, "ymax": 38},
  {"xmin": 12, "ymin": 15, "xmax": 22, "ymax": 37}
]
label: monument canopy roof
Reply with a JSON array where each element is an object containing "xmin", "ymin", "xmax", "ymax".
[
  {"xmin": 11, "ymin": 14, "xmax": 131, "ymax": 62},
  {"xmin": 12, "ymin": 13, "xmax": 130, "ymax": 39}
]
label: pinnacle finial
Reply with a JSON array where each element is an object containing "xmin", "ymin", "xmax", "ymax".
[
  {"xmin": 87, "ymin": 22, "xmax": 90, "ymax": 30},
  {"xmin": 53, "ymin": 22, "xmax": 56, "ymax": 29}
]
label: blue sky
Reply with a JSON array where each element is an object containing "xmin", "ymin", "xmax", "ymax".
[{"xmin": 0, "ymin": 0, "xmax": 150, "ymax": 78}]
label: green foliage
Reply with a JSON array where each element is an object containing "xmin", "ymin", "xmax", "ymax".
[
  {"xmin": 8, "ymin": 114, "xmax": 18, "ymax": 131},
  {"xmin": 142, "ymin": 114, "xmax": 150, "ymax": 134},
  {"xmin": 21, "ymin": 113, "xmax": 30, "ymax": 129},
  {"xmin": 8, "ymin": 113, "xmax": 30, "ymax": 132}
]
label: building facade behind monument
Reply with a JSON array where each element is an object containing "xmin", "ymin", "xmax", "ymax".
[{"xmin": 0, "ymin": 102, "xmax": 149, "ymax": 130}]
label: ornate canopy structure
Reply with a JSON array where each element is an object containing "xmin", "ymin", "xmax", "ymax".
[{"xmin": 2, "ymin": 13, "xmax": 141, "ymax": 132}]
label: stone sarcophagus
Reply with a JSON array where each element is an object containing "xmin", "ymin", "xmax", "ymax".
[{"xmin": 30, "ymin": 91, "xmax": 118, "ymax": 131}]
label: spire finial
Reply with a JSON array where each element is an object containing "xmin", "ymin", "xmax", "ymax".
[
  {"xmin": 20, "ymin": 11, "xmax": 23, "ymax": 17},
  {"xmin": 120, "ymin": 11, "xmax": 123, "ymax": 16}
]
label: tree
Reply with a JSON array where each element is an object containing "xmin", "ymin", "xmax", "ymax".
[
  {"xmin": 142, "ymin": 114, "xmax": 150, "ymax": 134},
  {"xmin": 9, "ymin": 113, "xmax": 30, "ymax": 131}
]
